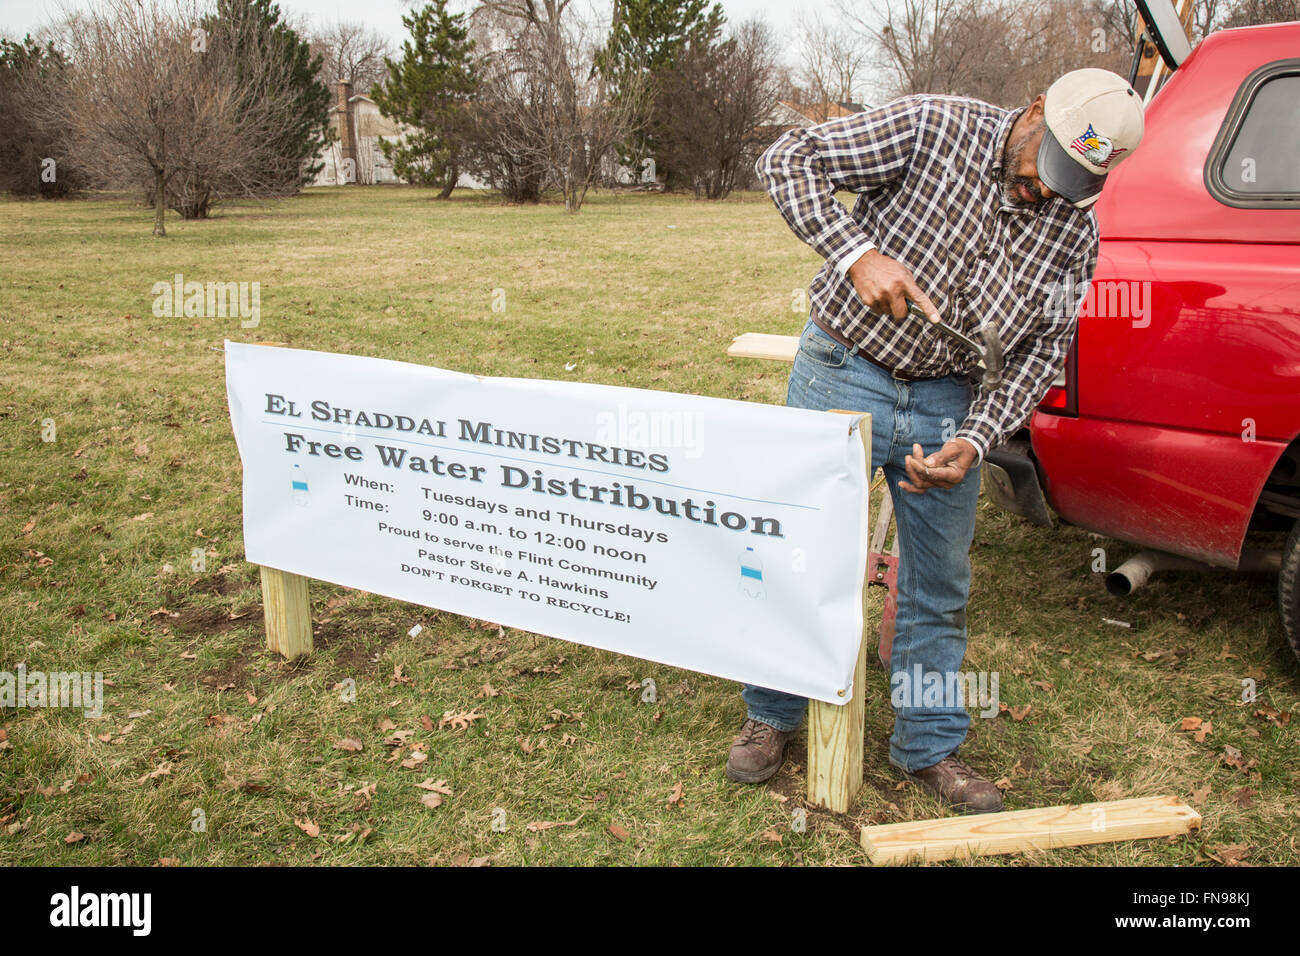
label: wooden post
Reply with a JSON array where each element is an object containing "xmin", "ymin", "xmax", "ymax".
[
  {"xmin": 259, "ymin": 565, "xmax": 313, "ymax": 659},
  {"xmin": 861, "ymin": 795, "xmax": 1201, "ymax": 864},
  {"xmin": 807, "ymin": 411, "xmax": 871, "ymax": 812}
]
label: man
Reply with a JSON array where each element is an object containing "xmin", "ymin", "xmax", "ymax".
[{"xmin": 727, "ymin": 69, "xmax": 1144, "ymax": 812}]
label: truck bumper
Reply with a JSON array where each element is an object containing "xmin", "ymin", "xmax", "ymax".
[{"xmin": 983, "ymin": 439, "xmax": 1053, "ymax": 527}]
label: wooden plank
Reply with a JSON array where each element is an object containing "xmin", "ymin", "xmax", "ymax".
[
  {"xmin": 727, "ymin": 332, "xmax": 798, "ymax": 363},
  {"xmin": 860, "ymin": 795, "xmax": 1201, "ymax": 864},
  {"xmin": 259, "ymin": 565, "xmax": 313, "ymax": 659},
  {"xmin": 806, "ymin": 411, "xmax": 871, "ymax": 812}
]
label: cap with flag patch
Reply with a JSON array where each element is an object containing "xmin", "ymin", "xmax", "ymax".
[{"xmin": 1038, "ymin": 68, "xmax": 1144, "ymax": 209}]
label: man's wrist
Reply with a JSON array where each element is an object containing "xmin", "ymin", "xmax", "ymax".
[
  {"xmin": 953, "ymin": 433, "xmax": 986, "ymax": 467},
  {"xmin": 835, "ymin": 239, "xmax": 877, "ymax": 278}
]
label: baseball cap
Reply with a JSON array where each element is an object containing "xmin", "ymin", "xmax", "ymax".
[{"xmin": 1038, "ymin": 69, "xmax": 1145, "ymax": 209}]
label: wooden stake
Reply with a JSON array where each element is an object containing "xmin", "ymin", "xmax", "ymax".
[
  {"xmin": 259, "ymin": 565, "xmax": 313, "ymax": 659},
  {"xmin": 806, "ymin": 411, "xmax": 871, "ymax": 812},
  {"xmin": 860, "ymin": 795, "xmax": 1201, "ymax": 864}
]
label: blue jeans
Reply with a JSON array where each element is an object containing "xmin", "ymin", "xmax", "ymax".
[{"xmin": 741, "ymin": 316, "xmax": 982, "ymax": 773}]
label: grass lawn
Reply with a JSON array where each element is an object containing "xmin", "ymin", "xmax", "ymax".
[{"xmin": 0, "ymin": 185, "xmax": 1295, "ymax": 866}]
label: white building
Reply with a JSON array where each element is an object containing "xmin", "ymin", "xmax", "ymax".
[{"xmin": 312, "ymin": 80, "xmax": 485, "ymax": 189}]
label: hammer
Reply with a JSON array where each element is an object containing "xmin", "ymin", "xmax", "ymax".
[{"xmin": 906, "ymin": 300, "xmax": 1004, "ymax": 390}]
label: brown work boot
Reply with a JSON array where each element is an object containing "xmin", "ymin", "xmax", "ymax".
[
  {"xmin": 905, "ymin": 752, "xmax": 1004, "ymax": 813},
  {"xmin": 726, "ymin": 718, "xmax": 797, "ymax": 783}
]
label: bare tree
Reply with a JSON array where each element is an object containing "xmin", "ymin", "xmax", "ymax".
[
  {"xmin": 50, "ymin": 0, "xmax": 328, "ymax": 233},
  {"xmin": 311, "ymin": 19, "xmax": 392, "ymax": 93},
  {"xmin": 836, "ymin": 0, "xmax": 1136, "ymax": 107},
  {"xmin": 1222, "ymin": 0, "xmax": 1300, "ymax": 28},
  {"xmin": 1007, "ymin": 0, "xmax": 1132, "ymax": 105},
  {"xmin": 793, "ymin": 9, "xmax": 869, "ymax": 114},
  {"xmin": 657, "ymin": 18, "xmax": 782, "ymax": 198},
  {"xmin": 835, "ymin": 0, "xmax": 987, "ymax": 98},
  {"xmin": 472, "ymin": 0, "xmax": 644, "ymax": 212},
  {"xmin": 1092, "ymin": 0, "xmax": 1140, "ymax": 54},
  {"xmin": 50, "ymin": 0, "xmax": 242, "ymax": 235}
]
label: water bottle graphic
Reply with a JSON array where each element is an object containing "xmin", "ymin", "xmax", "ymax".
[
  {"xmin": 739, "ymin": 546, "xmax": 765, "ymax": 599},
  {"xmin": 291, "ymin": 463, "xmax": 311, "ymax": 507}
]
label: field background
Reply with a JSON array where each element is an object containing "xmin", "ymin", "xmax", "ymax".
[{"xmin": 1, "ymin": 185, "xmax": 1295, "ymax": 866}]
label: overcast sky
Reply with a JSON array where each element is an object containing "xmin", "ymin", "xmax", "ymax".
[
  {"xmin": 0, "ymin": 0, "xmax": 888, "ymax": 103},
  {"xmin": 0, "ymin": 0, "xmax": 823, "ymax": 50}
]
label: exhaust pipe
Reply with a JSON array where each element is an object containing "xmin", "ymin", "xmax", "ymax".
[{"xmin": 1106, "ymin": 548, "xmax": 1282, "ymax": 596}]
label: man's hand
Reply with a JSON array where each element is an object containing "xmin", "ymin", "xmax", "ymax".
[
  {"xmin": 846, "ymin": 248, "xmax": 941, "ymax": 322},
  {"xmin": 900, "ymin": 439, "xmax": 978, "ymax": 494}
]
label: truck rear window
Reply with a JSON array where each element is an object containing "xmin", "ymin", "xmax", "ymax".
[{"xmin": 1206, "ymin": 58, "xmax": 1300, "ymax": 207}]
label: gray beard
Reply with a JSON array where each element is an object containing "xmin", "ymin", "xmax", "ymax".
[{"xmin": 1001, "ymin": 124, "xmax": 1046, "ymax": 206}]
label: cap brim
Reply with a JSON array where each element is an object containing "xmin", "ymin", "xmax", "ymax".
[{"xmin": 1037, "ymin": 131, "xmax": 1106, "ymax": 208}]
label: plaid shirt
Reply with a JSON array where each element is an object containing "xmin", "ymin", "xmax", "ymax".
[{"xmin": 756, "ymin": 94, "xmax": 1099, "ymax": 464}]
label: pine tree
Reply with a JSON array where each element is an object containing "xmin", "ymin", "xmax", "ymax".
[
  {"xmin": 596, "ymin": 0, "xmax": 726, "ymax": 185},
  {"xmin": 371, "ymin": 0, "xmax": 479, "ymax": 198},
  {"xmin": 162, "ymin": 0, "xmax": 331, "ymax": 219},
  {"xmin": 213, "ymin": 0, "xmax": 332, "ymax": 192}
]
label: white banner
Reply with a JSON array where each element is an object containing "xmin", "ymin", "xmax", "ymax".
[{"xmin": 225, "ymin": 342, "xmax": 869, "ymax": 704}]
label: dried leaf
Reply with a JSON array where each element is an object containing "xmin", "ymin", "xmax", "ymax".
[
  {"xmin": 1230, "ymin": 787, "xmax": 1257, "ymax": 808},
  {"xmin": 334, "ymin": 737, "xmax": 364, "ymax": 753},
  {"xmin": 438, "ymin": 709, "xmax": 483, "ymax": 731},
  {"xmin": 608, "ymin": 823, "xmax": 630, "ymax": 841},
  {"xmin": 64, "ymin": 831, "xmax": 86, "ymax": 844},
  {"xmin": 294, "ymin": 818, "xmax": 320, "ymax": 838},
  {"xmin": 1221, "ymin": 745, "xmax": 1256, "ymax": 774},
  {"xmin": 1179, "ymin": 717, "xmax": 1203, "ymax": 731},
  {"xmin": 416, "ymin": 778, "xmax": 452, "ymax": 794},
  {"xmin": 1214, "ymin": 843, "xmax": 1251, "ymax": 865},
  {"xmin": 668, "ymin": 782, "xmax": 685, "ymax": 807},
  {"xmin": 1009, "ymin": 704, "xmax": 1032, "ymax": 721}
]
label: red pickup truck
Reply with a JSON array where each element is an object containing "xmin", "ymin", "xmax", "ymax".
[{"xmin": 983, "ymin": 13, "xmax": 1300, "ymax": 663}]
